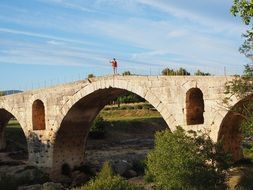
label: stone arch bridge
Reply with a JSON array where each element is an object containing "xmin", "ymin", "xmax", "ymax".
[{"xmin": 0, "ymin": 75, "xmax": 244, "ymax": 177}]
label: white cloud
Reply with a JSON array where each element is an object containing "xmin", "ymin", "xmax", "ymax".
[
  {"xmin": 136, "ymin": 0, "xmax": 246, "ymax": 34},
  {"xmin": 0, "ymin": 0, "xmax": 247, "ymax": 76},
  {"xmin": 37, "ymin": 0, "xmax": 97, "ymax": 13},
  {"xmin": 0, "ymin": 28, "xmax": 103, "ymax": 48}
]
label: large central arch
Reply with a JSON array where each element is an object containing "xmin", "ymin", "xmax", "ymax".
[{"xmin": 51, "ymin": 79, "xmax": 174, "ymax": 176}]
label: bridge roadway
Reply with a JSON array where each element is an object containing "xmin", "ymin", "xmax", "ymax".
[{"xmin": 0, "ymin": 75, "xmax": 245, "ymax": 178}]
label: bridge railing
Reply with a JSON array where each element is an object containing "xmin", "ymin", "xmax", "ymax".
[{"xmin": 2, "ymin": 63, "xmax": 242, "ymax": 95}]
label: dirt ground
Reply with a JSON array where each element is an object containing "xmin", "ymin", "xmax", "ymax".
[{"xmin": 85, "ymin": 118, "xmax": 167, "ymax": 168}]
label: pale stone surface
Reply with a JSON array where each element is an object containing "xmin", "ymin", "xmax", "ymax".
[{"xmin": 0, "ymin": 75, "xmax": 243, "ymax": 178}]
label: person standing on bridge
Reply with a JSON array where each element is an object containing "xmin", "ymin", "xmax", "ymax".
[{"xmin": 110, "ymin": 58, "xmax": 118, "ymax": 75}]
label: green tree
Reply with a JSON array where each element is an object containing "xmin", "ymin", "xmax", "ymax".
[
  {"xmin": 146, "ymin": 127, "xmax": 230, "ymax": 190},
  {"xmin": 0, "ymin": 91, "xmax": 4, "ymax": 96},
  {"xmin": 225, "ymin": 64, "xmax": 253, "ymax": 99},
  {"xmin": 89, "ymin": 115, "xmax": 108, "ymax": 139},
  {"xmin": 231, "ymin": 0, "xmax": 253, "ymax": 59},
  {"xmin": 228, "ymin": 1, "xmax": 253, "ymax": 139},
  {"xmin": 122, "ymin": 71, "xmax": 132, "ymax": 76},
  {"xmin": 176, "ymin": 67, "xmax": 190, "ymax": 75},
  {"xmin": 195, "ymin": 69, "xmax": 211, "ymax": 76},
  {"xmin": 224, "ymin": 64, "xmax": 253, "ymax": 138},
  {"xmin": 161, "ymin": 68, "xmax": 175, "ymax": 75},
  {"xmin": 161, "ymin": 67, "xmax": 190, "ymax": 76},
  {"xmin": 87, "ymin": 73, "xmax": 95, "ymax": 78}
]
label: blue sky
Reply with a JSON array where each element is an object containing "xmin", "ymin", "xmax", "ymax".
[{"xmin": 0, "ymin": 0, "xmax": 250, "ymax": 90}]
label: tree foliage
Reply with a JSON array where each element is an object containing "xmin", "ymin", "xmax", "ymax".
[
  {"xmin": 225, "ymin": 64, "xmax": 253, "ymax": 99},
  {"xmin": 89, "ymin": 115, "xmax": 108, "ymax": 139},
  {"xmin": 194, "ymin": 69, "xmax": 211, "ymax": 76},
  {"xmin": 146, "ymin": 127, "xmax": 230, "ymax": 190},
  {"xmin": 231, "ymin": 0, "xmax": 253, "ymax": 59},
  {"xmin": 115, "ymin": 92, "xmax": 145, "ymax": 104},
  {"xmin": 228, "ymin": 1, "xmax": 253, "ymax": 139},
  {"xmin": 161, "ymin": 67, "xmax": 190, "ymax": 76},
  {"xmin": 87, "ymin": 74, "xmax": 95, "ymax": 78},
  {"xmin": 0, "ymin": 91, "xmax": 4, "ymax": 96},
  {"xmin": 122, "ymin": 71, "xmax": 132, "ymax": 76},
  {"xmin": 225, "ymin": 64, "xmax": 253, "ymax": 138}
]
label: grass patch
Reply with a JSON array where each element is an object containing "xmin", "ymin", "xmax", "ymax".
[
  {"xmin": 100, "ymin": 109, "xmax": 162, "ymax": 121},
  {"xmin": 6, "ymin": 119, "xmax": 20, "ymax": 127}
]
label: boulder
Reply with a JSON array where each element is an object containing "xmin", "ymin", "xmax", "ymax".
[
  {"xmin": 111, "ymin": 160, "xmax": 132, "ymax": 176},
  {"xmin": 13, "ymin": 166, "xmax": 48, "ymax": 184},
  {"xmin": 122, "ymin": 169, "xmax": 138, "ymax": 179}
]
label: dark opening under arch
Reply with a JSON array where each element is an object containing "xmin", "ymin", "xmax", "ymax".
[
  {"xmin": 52, "ymin": 87, "xmax": 168, "ymax": 178},
  {"xmin": 32, "ymin": 99, "xmax": 46, "ymax": 130},
  {"xmin": 218, "ymin": 95, "xmax": 253, "ymax": 161},
  {"xmin": 0, "ymin": 108, "xmax": 28, "ymax": 160},
  {"xmin": 186, "ymin": 88, "xmax": 204, "ymax": 125}
]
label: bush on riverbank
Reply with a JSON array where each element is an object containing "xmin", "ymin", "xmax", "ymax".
[
  {"xmin": 146, "ymin": 127, "xmax": 231, "ymax": 190},
  {"xmin": 72, "ymin": 161, "xmax": 143, "ymax": 190},
  {"xmin": 89, "ymin": 116, "xmax": 108, "ymax": 139}
]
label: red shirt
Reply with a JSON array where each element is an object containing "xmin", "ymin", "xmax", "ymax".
[{"xmin": 111, "ymin": 60, "xmax": 117, "ymax": 67}]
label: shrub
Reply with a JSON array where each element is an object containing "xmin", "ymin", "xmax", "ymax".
[
  {"xmin": 103, "ymin": 107, "xmax": 111, "ymax": 111},
  {"xmin": 142, "ymin": 104, "xmax": 153, "ymax": 110},
  {"xmin": 115, "ymin": 92, "xmax": 145, "ymax": 104},
  {"xmin": 119, "ymin": 106, "xmax": 128, "ymax": 110},
  {"xmin": 146, "ymin": 127, "xmax": 230, "ymax": 190},
  {"xmin": 87, "ymin": 74, "xmax": 95, "ymax": 78},
  {"xmin": 134, "ymin": 105, "xmax": 143, "ymax": 109},
  {"xmin": 72, "ymin": 161, "xmax": 143, "ymax": 190},
  {"xmin": 122, "ymin": 71, "xmax": 132, "ymax": 76},
  {"xmin": 89, "ymin": 116, "xmax": 108, "ymax": 139},
  {"xmin": 128, "ymin": 106, "xmax": 134, "ymax": 110}
]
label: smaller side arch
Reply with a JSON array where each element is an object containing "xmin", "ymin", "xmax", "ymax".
[
  {"xmin": 186, "ymin": 88, "xmax": 204, "ymax": 125},
  {"xmin": 0, "ymin": 108, "xmax": 28, "ymax": 156},
  {"xmin": 32, "ymin": 99, "xmax": 46, "ymax": 130},
  {"xmin": 0, "ymin": 109, "xmax": 13, "ymax": 150},
  {"xmin": 218, "ymin": 95, "xmax": 253, "ymax": 161}
]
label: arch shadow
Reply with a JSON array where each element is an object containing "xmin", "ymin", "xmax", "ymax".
[
  {"xmin": 51, "ymin": 87, "xmax": 169, "ymax": 177},
  {"xmin": 0, "ymin": 108, "xmax": 28, "ymax": 159},
  {"xmin": 218, "ymin": 95, "xmax": 253, "ymax": 161}
]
